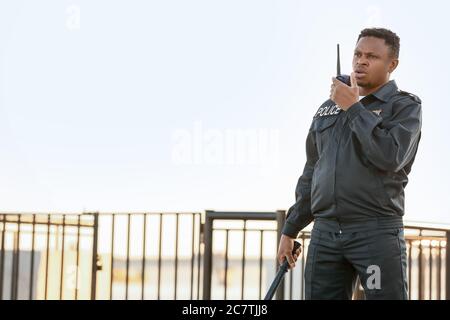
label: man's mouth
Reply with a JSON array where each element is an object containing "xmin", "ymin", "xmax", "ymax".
[{"xmin": 354, "ymin": 70, "xmax": 367, "ymax": 78}]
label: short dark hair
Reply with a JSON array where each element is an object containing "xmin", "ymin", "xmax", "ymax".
[{"xmin": 357, "ymin": 27, "xmax": 400, "ymax": 59}]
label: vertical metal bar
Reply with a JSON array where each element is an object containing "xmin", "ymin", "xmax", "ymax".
[
  {"xmin": 408, "ymin": 240, "xmax": 412, "ymax": 300},
  {"xmin": 45, "ymin": 214, "xmax": 51, "ymax": 300},
  {"xmin": 141, "ymin": 214, "xmax": 147, "ymax": 300},
  {"xmin": 429, "ymin": 244, "xmax": 433, "ymax": 299},
  {"xmin": 125, "ymin": 214, "xmax": 131, "ymax": 300},
  {"xmin": 11, "ymin": 216, "xmax": 20, "ymax": 300},
  {"xmin": 29, "ymin": 215, "xmax": 36, "ymax": 300},
  {"xmin": 11, "ymin": 222, "xmax": 17, "ymax": 300},
  {"xmin": 109, "ymin": 214, "xmax": 115, "ymax": 300},
  {"xmin": 190, "ymin": 214, "xmax": 195, "ymax": 300},
  {"xmin": 258, "ymin": 230, "xmax": 263, "ymax": 300},
  {"xmin": 15, "ymin": 215, "xmax": 22, "ymax": 300},
  {"xmin": 75, "ymin": 215, "xmax": 81, "ymax": 300},
  {"xmin": 196, "ymin": 213, "xmax": 201, "ymax": 300},
  {"xmin": 16, "ymin": 215, "xmax": 22, "ymax": 300},
  {"xmin": 445, "ymin": 231, "xmax": 450, "ymax": 300},
  {"xmin": 438, "ymin": 241, "xmax": 441, "ymax": 300},
  {"xmin": 300, "ymin": 232, "xmax": 306, "ymax": 300},
  {"xmin": 202, "ymin": 211, "xmax": 213, "ymax": 300},
  {"xmin": 419, "ymin": 231, "xmax": 423, "ymax": 300},
  {"xmin": 174, "ymin": 213, "xmax": 179, "ymax": 300},
  {"xmin": 0, "ymin": 214, "xmax": 5, "ymax": 300},
  {"xmin": 59, "ymin": 215, "xmax": 66, "ymax": 300},
  {"xmin": 224, "ymin": 229, "xmax": 229, "ymax": 300},
  {"xmin": 240, "ymin": 220, "xmax": 246, "ymax": 300},
  {"xmin": 157, "ymin": 213, "xmax": 163, "ymax": 300},
  {"xmin": 275, "ymin": 210, "xmax": 286, "ymax": 300},
  {"xmin": 289, "ymin": 252, "xmax": 293, "ymax": 300},
  {"xmin": 90, "ymin": 212, "xmax": 99, "ymax": 300}
]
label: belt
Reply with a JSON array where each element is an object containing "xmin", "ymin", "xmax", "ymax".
[{"xmin": 313, "ymin": 215, "xmax": 404, "ymax": 233}]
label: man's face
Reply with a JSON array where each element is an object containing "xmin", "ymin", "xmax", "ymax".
[{"xmin": 352, "ymin": 36, "xmax": 398, "ymax": 89}]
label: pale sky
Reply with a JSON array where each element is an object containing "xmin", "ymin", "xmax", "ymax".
[{"xmin": 1, "ymin": 0, "xmax": 449, "ymax": 225}]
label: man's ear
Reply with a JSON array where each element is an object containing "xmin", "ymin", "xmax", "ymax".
[{"xmin": 389, "ymin": 58, "xmax": 399, "ymax": 73}]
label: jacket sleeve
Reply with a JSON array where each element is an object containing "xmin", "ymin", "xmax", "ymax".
[
  {"xmin": 282, "ymin": 123, "xmax": 319, "ymax": 238},
  {"xmin": 345, "ymin": 98, "xmax": 422, "ymax": 172}
]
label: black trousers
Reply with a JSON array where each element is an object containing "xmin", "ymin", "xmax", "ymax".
[{"xmin": 304, "ymin": 222, "xmax": 408, "ymax": 300}]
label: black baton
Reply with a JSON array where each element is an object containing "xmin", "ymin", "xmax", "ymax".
[{"xmin": 264, "ymin": 240, "xmax": 301, "ymax": 300}]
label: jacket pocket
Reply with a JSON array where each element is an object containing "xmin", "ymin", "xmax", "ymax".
[
  {"xmin": 316, "ymin": 116, "xmax": 338, "ymax": 132},
  {"xmin": 314, "ymin": 116, "xmax": 338, "ymax": 154}
]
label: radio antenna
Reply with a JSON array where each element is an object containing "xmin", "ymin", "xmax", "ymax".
[{"xmin": 337, "ymin": 43, "xmax": 341, "ymax": 76}]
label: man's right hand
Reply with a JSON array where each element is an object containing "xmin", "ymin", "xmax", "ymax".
[{"xmin": 277, "ymin": 234, "xmax": 301, "ymax": 269}]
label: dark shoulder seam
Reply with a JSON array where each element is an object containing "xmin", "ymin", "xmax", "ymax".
[{"xmin": 397, "ymin": 90, "xmax": 422, "ymax": 104}]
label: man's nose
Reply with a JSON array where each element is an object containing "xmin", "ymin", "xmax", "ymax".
[{"xmin": 356, "ymin": 56, "xmax": 369, "ymax": 66}]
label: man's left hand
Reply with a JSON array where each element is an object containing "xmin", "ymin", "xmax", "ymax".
[{"xmin": 330, "ymin": 72, "xmax": 359, "ymax": 111}]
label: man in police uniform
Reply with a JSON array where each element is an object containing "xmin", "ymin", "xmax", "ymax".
[{"xmin": 277, "ymin": 28, "xmax": 422, "ymax": 300}]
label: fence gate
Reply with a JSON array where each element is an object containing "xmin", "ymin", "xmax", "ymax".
[{"xmin": 202, "ymin": 210, "xmax": 293, "ymax": 300}]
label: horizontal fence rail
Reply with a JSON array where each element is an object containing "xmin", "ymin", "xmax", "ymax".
[{"xmin": 1, "ymin": 212, "xmax": 449, "ymax": 300}]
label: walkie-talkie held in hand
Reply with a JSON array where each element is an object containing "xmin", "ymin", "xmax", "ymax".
[{"xmin": 336, "ymin": 44, "xmax": 351, "ymax": 86}]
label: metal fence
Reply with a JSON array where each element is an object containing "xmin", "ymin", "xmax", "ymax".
[
  {"xmin": 0, "ymin": 213, "xmax": 98, "ymax": 300},
  {"xmin": 1, "ymin": 212, "xmax": 449, "ymax": 300},
  {"xmin": 97, "ymin": 212, "xmax": 203, "ymax": 300},
  {"xmin": 202, "ymin": 210, "xmax": 287, "ymax": 300},
  {"xmin": 403, "ymin": 225, "xmax": 450, "ymax": 300}
]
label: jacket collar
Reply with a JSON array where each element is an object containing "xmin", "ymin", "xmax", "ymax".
[{"xmin": 367, "ymin": 79, "xmax": 398, "ymax": 102}]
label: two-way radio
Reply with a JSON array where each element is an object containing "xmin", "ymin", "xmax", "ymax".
[{"xmin": 336, "ymin": 44, "xmax": 351, "ymax": 86}]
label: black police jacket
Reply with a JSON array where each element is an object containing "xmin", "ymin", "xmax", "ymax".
[{"xmin": 282, "ymin": 80, "xmax": 422, "ymax": 238}]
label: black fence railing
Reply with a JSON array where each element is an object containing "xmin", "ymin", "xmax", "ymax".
[
  {"xmin": 202, "ymin": 212, "xmax": 450, "ymax": 300},
  {"xmin": 98, "ymin": 213, "xmax": 203, "ymax": 300},
  {"xmin": 202, "ymin": 210, "xmax": 287, "ymax": 300},
  {"xmin": 0, "ymin": 212, "xmax": 449, "ymax": 300},
  {"xmin": 0, "ymin": 213, "xmax": 98, "ymax": 300}
]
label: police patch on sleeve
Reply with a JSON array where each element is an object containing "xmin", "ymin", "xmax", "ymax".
[{"xmin": 314, "ymin": 101, "xmax": 342, "ymax": 118}]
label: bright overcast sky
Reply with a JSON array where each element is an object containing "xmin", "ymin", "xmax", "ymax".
[{"xmin": 1, "ymin": 0, "xmax": 449, "ymax": 225}]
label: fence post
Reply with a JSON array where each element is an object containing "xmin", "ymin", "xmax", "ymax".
[
  {"xmin": 90, "ymin": 212, "xmax": 99, "ymax": 300},
  {"xmin": 275, "ymin": 210, "xmax": 286, "ymax": 300},
  {"xmin": 446, "ymin": 231, "xmax": 450, "ymax": 300},
  {"xmin": 202, "ymin": 210, "xmax": 213, "ymax": 300},
  {"xmin": 0, "ymin": 214, "xmax": 5, "ymax": 300}
]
